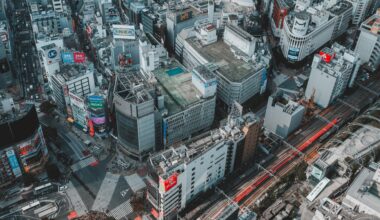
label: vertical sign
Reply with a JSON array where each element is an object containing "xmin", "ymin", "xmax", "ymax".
[{"xmin": 6, "ymin": 150, "xmax": 22, "ymax": 177}]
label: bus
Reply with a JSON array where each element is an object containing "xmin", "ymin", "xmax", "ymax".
[
  {"xmin": 21, "ymin": 201, "xmax": 40, "ymax": 213},
  {"xmin": 33, "ymin": 182, "xmax": 55, "ymax": 196}
]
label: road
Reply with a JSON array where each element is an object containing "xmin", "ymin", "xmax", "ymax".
[{"xmin": 9, "ymin": 0, "xmax": 42, "ymax": 98}]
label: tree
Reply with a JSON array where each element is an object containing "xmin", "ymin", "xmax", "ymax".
[
  {"xmin": 39, "ymin": 101, "xmax": 56, "ymax": 115},
  {"xmin": 45, "ymin": 163, "xmax": 62, "ymax": 181},
  {"xmin": 42, "ymin": 126, "xmax": 58, "ymax": 140},
  {"xmin": 23, "ymin": 173, "xmax": 37, "ymax": 187}
]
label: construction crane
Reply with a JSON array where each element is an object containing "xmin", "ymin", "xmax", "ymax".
[{"xmin": 300, "ymin": 88, "xmax": 316, "ymax": 120}]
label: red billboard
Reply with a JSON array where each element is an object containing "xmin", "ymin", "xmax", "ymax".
[
  {"xmin": 73, "ymin": 52, "xmax": 86, "ymax": 63},
  {"xmin": 319, "ymin": 50, "xmax": 335, "ymax": 63},
  {"xmin": 161, "ymin": 173, "xmax": 178, "ymax": 192}
]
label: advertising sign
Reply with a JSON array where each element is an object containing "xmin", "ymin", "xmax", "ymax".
[
  {"xmin": 160, "ymin": 173, "xmax": 178, "ymax": 192},
  {"xmin": 0, "ymin": 32, "xmax": 8, "ymax": 42},
  {"xmin": 88, "ymin": 95, "xmax": 104, "ymax": 109},
  {"xmin": 6, "ymin": 149, "xmax": 22, "ymax": 177},
  {"xmin": 177, "ymin": 11, "xmax": 193, "ymax": 23},
  {"xmin": 48, "ymin": 49, "xmax": 58, "ymax": 59},
  {"xmin": 62, "ymin": 52, "xmax": 74, "ymax": 63},
  {"xmin": 73, "ymin": 52, "xmax": 86, "ymax": 63},
  {"xmin": 319, "ymin": 50, "xmax": 335, "ymax": 63},
  {"xmin": 18, "ymin": 141, "xmax": 35, "ymax": 156},
  {"xmin": 91, "ymin": 117, "xmax": 106, "ymax": 125},
  {"xmin": 69, "ymin": 92, "xmax": 85, "ymax": 109},
  {"xmin": 287, "ymin": 47, "xmax": 300, "ymax": 61},
  {"xmin": 112, "ymin": 25, "xmax": 136, "ymax": 40}
]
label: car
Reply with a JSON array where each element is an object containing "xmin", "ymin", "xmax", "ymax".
[{"xmin": 59, "ymin": 185, "xmax": 68, "ymax": 191}]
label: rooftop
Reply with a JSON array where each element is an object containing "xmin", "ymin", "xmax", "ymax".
[
  {"xmin": 153, "ymin": 60, "xmax": 203, "ymax": 115},
  {"xmin": 360, "ymin": 9, "xmax": 380, "ymax": 35},
  {"xmin": 344, "ymin": 168, "xmax": 380, "ymax": 212},
  {"xmin": 114, "ymin": 70, "xmax": 153, "ymax": 104},
  {"xmin": 186, "ymin": 37, "xmax": 264, "ymax": 82},
  {"xmin": 54, "ymin": 62, "xmax": 94, "ymax": 83}
]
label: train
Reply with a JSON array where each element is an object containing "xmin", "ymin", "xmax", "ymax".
[{"xmin": 233, "ymin": 118, "xmax": 340, "ymax": 203}]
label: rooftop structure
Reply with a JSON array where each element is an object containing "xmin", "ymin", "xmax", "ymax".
[{"xmin": 343, "ymin": 168, "xmax": 380, "ymax": 217}]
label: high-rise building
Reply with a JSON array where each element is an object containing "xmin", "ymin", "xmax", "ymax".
[
  {"xmin": 264, "ymin": 91, "xmax": 305, "ymax": 138},
  {"xmin": 51, "ymin": 63, "xmax": 96, "ymax": 115},
  {"xmin": 355, "ymin": 8, "xmax": 380, "ymax": 72},
  {"xmin": 176, "ymin": 23, "xmax": 270, "ymax": 106},
  {"xmin": 146, "ymin": 110, "xmax": 260, "ymax": 219},
  {"xmin": 305, "ymin": 43, "xmax": 361, "ymax": 108},
  {"xmin": 111, "ymin": 25, "xmax": 140, "ymax": 70},
  {"xmin": 113, "ymin": 70, "xmax": 158, "ymax": 160},
  {"xmin": 0, "ymin": 104, "xmax": 48, "ymax": 188},
  {"xmin": 348, "ymin": 0, "xmax": 374, "ymax": 25},
  {"xmin": 280, "ymin": 0, "xmax": 353, "ymax": 62},
  {"xmin": 270, "ymin": 0, "xmax": 294, "ymax": 37}
]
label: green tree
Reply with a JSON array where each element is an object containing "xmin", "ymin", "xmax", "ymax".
[
  {"xmin": 45, "ymin": 163, "xmax": 61, "ymax": 181},
  {"xmin": 23, "ymin": 173, "xmax": 37, "ymax": 187},
  {"xmin": 39, "ymin": 101, "xmax": 56, "ymax": 114}
]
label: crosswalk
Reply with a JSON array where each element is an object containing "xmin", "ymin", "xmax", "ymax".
[
  {"xmin": 71, "ymin": 156, "xmax": 98, "ymax": 172},
  {"xmin": 66, "ymin": 181, "xmax": 88, "ymax": 216},
  {"xmin": 108, "ymin": 199, "xmax": 133, "ymax": 220},
  {"xmin": 91, "ymin": 172, "xmax": 120, "ymax": 211}
]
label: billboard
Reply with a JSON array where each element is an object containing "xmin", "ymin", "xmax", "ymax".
[
  {"xmin": 91, "ymin": 117, "xmax": 106, "ymax": 125},
  {"xmin": 6, "ymin": 149, "xmax": 22, "ymax": 177},
  {"xmin": 160, "ymin": 173, "xmax": 178, "ymax": 192},
  {"xmin": 69, "ymin": 92, "xmax": 85, "ymax": 109},
  {"xmin": 112, "ymin": 25, "xmax": 136, "ymax": 40},
  {"xmin": 287, "ymin": 47, "xmax": 300, "ymax": 61},
  {"xmin": 0, "ymin": 32, "xmax": 8, "ymax": 42},
  {"xmin": 44, "ymin": 45, "xmax": 61, "ymax": 64},
  {"xmin": 73, "ymin": 52, "xmax": 86, "ymax": 63},
  {"xmin": 319, "ymin": 50, "xmax": 335, "ymax": 63},
  {"xmin": 88, "ymin": 95, "xmax": 104, "ymax": 109},
  {"xmin": 177, "ymin": 11, "xmax": 193, "ymax": 23},
  {"xmin": 61, "ymin": 52, "xmax": 74, "ymax": 63}
]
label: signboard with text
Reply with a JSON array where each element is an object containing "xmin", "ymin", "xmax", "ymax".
[
  {"xmin": 6, "ymin": 149, "xmax": 22, "ymax": 177},
  {"xmin": 62, "ymin": 52, "xmax": 74, "ymax": 63},
  {"xmin": 73, "ymin": 52, "xmax": 86, "ymax": 63}
]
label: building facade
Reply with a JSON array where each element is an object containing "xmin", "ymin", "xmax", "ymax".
[
  {"xmin": 305, "ymin": 43, "xmax": 360, "ymax": 108},
  {"xmin": 113, "ymin": 70, "xmax": 157, "ymax": 160},
  {"xmin": 146, "ymin": 110, "xmax": 260, "ymax": 219},
  {"xmin": 264, "ymin": 91, "xmax": 305, "ymax": 138},
  {"xmin": 355, "ymin": 8, "xmax": 380, "ymax": 72},
  {"xmin": 280, "ymin": 0, "xmax": 352, "ymax": 62}
]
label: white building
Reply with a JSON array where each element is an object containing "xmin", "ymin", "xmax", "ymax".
[
  {"xmin": 305, "ymin": 43, "xmax": 360, "ymax": 108},
  {"xmin": 147, "ymin": 111, "xmax": 260, "ymax": 220},
  {"xmin": 264, "ymin": 91, "xmax": 305, "ymax": 138},
  {"xmin": 355, "ymin": 8, "xmax": 380, "ymax": 72},
  {"xmin": 139, "ymin": 35, "xmax": 168, "ymax": 74},
  {"xmin": 39, "ymin": 43, "xmax": 61, "ymax": 87},
  {"xmin": 176, "ymin": 23, "xmax": 270, "ymax": 106},
  {"xmin": 348, "ymin": 0, "xmax": 374, "ymax": 25},
  {"xmin": 280, "ymin": 0, "xmax": 353, "ymax": 62},
  {"xmin": 51, "ymin": 63, "xmax": 96, "ymax": 115},
  {"xmin": 343, "ymin": 168, "xmax": 380, "ymax": 217}
]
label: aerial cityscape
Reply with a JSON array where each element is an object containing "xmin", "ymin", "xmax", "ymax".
[{"xmin": 0, "ymin": 0, "xmax": 380, "ymax": 219}]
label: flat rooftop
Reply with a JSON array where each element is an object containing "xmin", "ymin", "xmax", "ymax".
[
  {"xmin": 54, "ymin": 63, "xmax": 93, "ymax": 82},
  {"xmin": 153, "ymin": 60, "xmax": 202, "ymax": 115},
  {"xmin": 186, "ymin": 37, "xmax": 264, "ymax": 82},
  {"xmin": 344, "ymin": 168, "xmax": 380, "ymax": 212}
]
